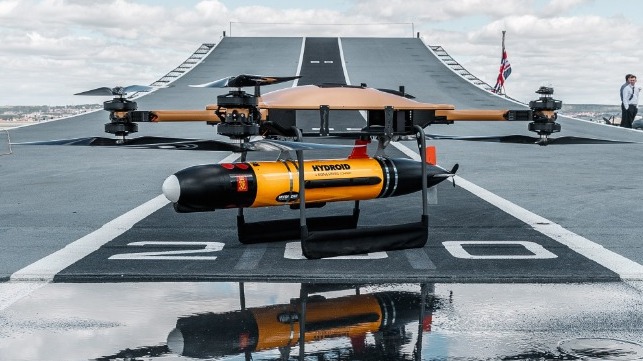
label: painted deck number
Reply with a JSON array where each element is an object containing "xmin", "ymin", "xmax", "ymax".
[
  {"xmin": 107, "ymin": 240, "xmax": 556, "ymax": 262},
  {"xmin": 442, "ymin": 241, "xmax": 557, "ymax": 259},
  {"xmin": 109, "ymin": 241, "xmax": 224, "ymax": 260},
  {"xmin": 284, "ymin": 242, "xmax": 388, "ymax": 259}
]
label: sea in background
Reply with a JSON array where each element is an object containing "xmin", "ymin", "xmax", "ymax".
[
  {"xmin": 0, "ymin": 104, "xmax": 102, "ymax": 130},
  {"xmin": 559, "ymin": 104, "xmax": 626, "ymax": 125}
]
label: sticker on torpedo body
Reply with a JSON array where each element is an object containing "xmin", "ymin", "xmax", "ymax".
[
  {"xmin": 236, "ymin": 176, "xmax": 249, "ymax": 192},
  {"xmin": 276, "ymin": 192, "xmax": 299, "ymax": 203}
]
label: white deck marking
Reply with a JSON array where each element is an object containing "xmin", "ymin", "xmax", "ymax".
[
  {"xmin": 108, "ymin": 241, "xmax": 224, "ymax": 260},
  {"xmin": 292, "ymin": 37, "xmax": 305, "ymax": 86},
  {"xmin": 10, "ymin": 195, "xmax": 170, "ymax": 282},
  {"xmin": 443, "ymin": 241, "xmax": 558, "ymax": 259},
  {"xmin": 284, "ymin": 242, "xmax": 388, "ymax": 260},
  {"xmin": 393, "ymin": 141, "xmax": 643, "ymax": 282},
  {"xmin": 338, "ymin": 37, "xmax": 351, "ymax": 86},
  {"xmin": 404, "ymin": 249, "xmax": 437, "ymax": 270},
  {"xmin": 3, "ymin": 152, "xmax": 244, "ymax": 309},
  {"xmin": 455, "ymin": 175, "xmax": 643, "ymax": 281},
  {"xmin": 2, "ymin": 196, "xmax": 169, "ymax": 309},
  {"xmin": 11, "ymin": 150, "xmax": 241, "ymax": 282}
]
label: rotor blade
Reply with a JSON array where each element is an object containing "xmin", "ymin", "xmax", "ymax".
[
  {"xmin": 245, "ymin": 139, "xmax": 365, "ymax": 151},
  {"xmin": 189, "ymin": 77, "xmax": 232, "ymax": 88},
  {"xmin": 14, "ymin": 136, "xmax": 244, "ymax": 151},
  {"xmin": 74, "ymin": 85, "xmax": 156, "ymax": 96},
  {"xmin": 15, "ymin": 136, "xmax": 364, "ymax": 152},
  {"xmin": 190, "ymin": 74, "xmax": 301, "ymax": 88},
  {"xmin": 425, "ymin": 134, "xmax": 541, "ymax": 143},
  {"xmin": 377, "ymin": 88, "xmax": 416, "ymax": 99},
  {"xmin": 74, "ymin": 87, "xmax": 115, "ymax": 96},
  {"xmin": 545, "ymin": 136, "xmax": 637, "ymax": 145},
  {"xmin": 12, "ymin": 137, "xmax": 123, "ymax": 146},
  {"xmin": 121, "ymin": 85, "xmax": 156, "ymax": 94},
  {"xmin": 127, "ymin": 138, "xmax": 362, "ymax": 152},
  {"xmin": 123, "ymin": 138, "xmax": 243, "ymax": 151},
  {"xmin": 425, "ymin": 134, "xmax": 638, "ymax": 145}
]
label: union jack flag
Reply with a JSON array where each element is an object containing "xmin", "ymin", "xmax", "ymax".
[{"xmin": 493, "ymin": 32, "xmax": 511, "ymax": 94}]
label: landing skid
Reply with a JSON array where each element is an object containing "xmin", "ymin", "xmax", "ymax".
[{"xmin": 300, "ymin": 125, "xmax": 430, "ymax": 259}]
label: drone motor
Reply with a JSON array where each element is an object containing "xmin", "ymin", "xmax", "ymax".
[
  {"xmin": 215, "ymin": 90, "xmax": 261, "ymax": 139},
  {"xmin": 528, "ymin": 86, "xmax": 562, "ymax": 144},
  {"xmin": 74, "ymin": 85, "xmax": 158, "ymax": 142},
  {"xmin": 103, "ymin": 98, "xmax": 139, "ymax": 141}
]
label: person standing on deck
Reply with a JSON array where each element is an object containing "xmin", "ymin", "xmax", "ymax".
[
  {"xmin": 621, "ymin": 74, "xmax": 641, "ymax": 128},
  {"xmin": 621, "ymin": 74, "xmax": 633, "ymax": 126}
]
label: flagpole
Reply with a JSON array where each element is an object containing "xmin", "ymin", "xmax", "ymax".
[
  {"xmin": 501, "ymin": 30, "xmax": 506, "ymax": 95},
  {"xmin": 501, "ymin": 30, "xmax": 506, "ymax": 55},
  {"xmin": 493, "ymin": 30, "xmax": 509, "ymax": 95}
]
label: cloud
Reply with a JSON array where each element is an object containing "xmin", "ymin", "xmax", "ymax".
[
  {"xmin": 538, "ymin": 0, "xmax": 588, "ymax": 17},
  {"xmin": 455, "ymin": 13, "xmax": 642, "ymax": 104},
  {"xmin": 351, "ymin": 0, "xmax": 534, "ymax": 21},
  {"xmin": 0, "ymin": 0, "xmax": 641, "ymax": 105},
  {"xmin": 0, "ymin": 0, "xmax": 223, "ymax": 105}
]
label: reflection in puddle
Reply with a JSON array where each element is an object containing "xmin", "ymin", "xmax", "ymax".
[
  {"xmin": 95, "ymin": 283, "xmax": 440, "ymax": 360},
  {"xmin": 2, "ymin": 282, "xmax": 642, "ymax": 361},
  {"xmin": 167, "ymin": 283, "xmax": 437, "ymax": 360}
]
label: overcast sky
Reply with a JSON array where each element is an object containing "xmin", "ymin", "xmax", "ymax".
[{"xmin": 1, "ymin": 0, "xmax": 642, "ymax": 106}]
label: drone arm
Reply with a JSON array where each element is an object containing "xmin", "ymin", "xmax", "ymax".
[
  {"xmin": 436, "ymin": 109, "xmax": 531, "ymax": 121},
  {"xmin": 145, "ymin": 110, "xmax": 221, "ymax": 123}
]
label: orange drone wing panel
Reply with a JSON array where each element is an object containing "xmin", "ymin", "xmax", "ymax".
[{"xmin": 259, "ymin": 85, "xmax": 455, "ymax": 111}]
